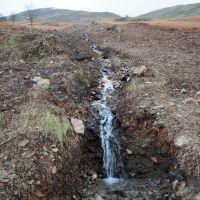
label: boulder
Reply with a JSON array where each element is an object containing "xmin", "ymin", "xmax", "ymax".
[{"xmin": 71, "ymin": 118, "xmax": 85, "ymax": 135}]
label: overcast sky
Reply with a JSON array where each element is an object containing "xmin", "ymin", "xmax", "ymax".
[{"xmin": 1, "ymin": 0, "xmax": 200, "ymax": 16}]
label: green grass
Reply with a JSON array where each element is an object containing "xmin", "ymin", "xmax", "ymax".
[
  {"xmin": 0, "ymin": 112, "xmax": 4, "ymax": 131},
  {"xmin": 21, "ymin": 95, "xmax": 71, "ymax": 142},
  {"xmin": 128, "ymin": 80, "xmax": 145, "ymax": 90},
  {"xmin": 42, "ymin": 112, "xmax": 71, "ymax": 137},
  {"xmin": 4, "ymin": 33, "xmax": 18, "ymax": 50},
  {"xmin": 128, "ymin": 73, "xmax": 166, "ymax": 91}
]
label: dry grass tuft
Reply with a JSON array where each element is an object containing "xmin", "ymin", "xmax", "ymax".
[{"xmin": 147, "ymin": 20, "xmax": 200, "ymax": 29}]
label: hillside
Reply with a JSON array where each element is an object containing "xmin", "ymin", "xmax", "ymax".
[
  {"xmin": 13, "ymin": 8, "xmax": 120, "ymax": 23},
  {"xmin": 137, "ymin": 3, "xmax": 200, "ymax": 19}
]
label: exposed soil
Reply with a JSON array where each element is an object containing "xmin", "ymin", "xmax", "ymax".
[
  {"xmin": 87, "ymin": 22, "xmax": 200, "ymax": 199},
  {"xmin": 0, "ymin": 22, "xmax": 200, "ymax": 199}
]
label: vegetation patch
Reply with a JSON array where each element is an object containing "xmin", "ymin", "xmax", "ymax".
[
  {"xmin": 21, "ymin": 90, "xmax": 71, "ymax": 141},
  {"xmin": 3, "ymin": 33, "xmax": 18, "ymax": 50},
  {"xmin": 42, "ymin": 111, "xmax": 71, "ymax": 138}
]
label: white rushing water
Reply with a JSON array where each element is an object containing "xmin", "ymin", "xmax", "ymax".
[{"xmin": 92, "ymin": 45, "xmax": 124, "ymax": 184}]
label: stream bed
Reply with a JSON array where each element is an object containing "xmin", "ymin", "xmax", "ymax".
[{"xmin": 83, "ymin": 45, "xmax": 176, "ymax": 200}]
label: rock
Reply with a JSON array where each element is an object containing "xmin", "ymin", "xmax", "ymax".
[
  {"xmin": 133, "ymin": 65, "xmax": 147, "ymax": 76},
  {"xmin": 91, "ymin": 173, "xmax": 98, "ymax": 180},
  {"xmin": 18, "ymin": 139, "xmax": 29, "ymax": 148},
  {"xmin": 181, "ymin": 88, "xmax": 187, "ymax": 94},
  {"xmin": 172, "ymin": 180, "xmax": 179, "ymax": 190},
  {"xmin": 28, "ymin": 180, "xmax": 34, "ymax": 185},
  {"xmin": 32, "ymin": 77, "xmax": 50, "ymax": 89},
  {"xmin": 52, "ymin": 166, "xmax": 57, "ymax": 174},
  {"xmin": 35, "ymin": 190, "xmax": 45, "ymax": 198},
  {"xmin": 194, "ymin": 193, "xmax": 200, "ymax": 200},
  {"xmin": 154, "ymin": 120, "xmax": 165, "ymax": 128},
  {"xmin": 72, "ymin": 195, "xmax": 77, "ymax": 199},
  {"xmin": 177, "ymin": 181, "xmax": 186, "ymax": 191},
  {"xmin": 121, "ymin": 73, "xmax": 131, "ymax": 82},
  {"xmin": 183, "ymin": 97, "xmax": 198, "ymax": 105},
  {"xmin": 52, "ymin": 148, "xmax": 59, "ymax": 153},
  {"xmin": 71, "ymin": 118, "xmax": 85, "ymax": 135},
  {"xmin": 195, "ymin": 91, "xmax": 200, "ymax": 96},
  {"xmin": 96, "ymin": 195, "xmax": 104, "ymax": 200},
  {"xmin": 175, "ymin": 136, "xmax": 190, "ymax": 147},
  {"xmin": 151, "ymin": 157, "xmax": 159, "ymax": 164},
  {"xmin": 42, "ymin": 151, "xmax": 49, "ymax": 157},
  {"xmin": 0, "ymin": 170, "xmax": 9, "ymax": 180},
  {"xmin": 126, "ymin": 149, "xmax": 133, "ymax": 155},
  {"xmin": 152, "ymin": 105, "xmax": 164, "ymax": 110},
  {"xmin": 176, "ymin": 187, "xmax": 192, "ymax": 198}
]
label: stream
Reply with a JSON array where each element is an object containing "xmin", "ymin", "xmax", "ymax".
[{"xmin": 84, "ymin": 45, "xmax": 175, "ymax": 200}]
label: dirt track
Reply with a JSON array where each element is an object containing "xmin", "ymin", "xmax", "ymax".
[{"xmin": 0, "ymin": 22, "xmax": 200, "ymax": 199}]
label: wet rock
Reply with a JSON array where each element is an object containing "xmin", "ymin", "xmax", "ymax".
[
  {"xmin": 126, "ymin": 149, "xmax": 133, "ymax": 155},
  {"xmin": 52, "ymin": 166, "xmax": 57, "ymax": 174},
  {"xmin": 28, "ymin": 180, "xmax": 34, "ymax": 185},
  {"xmin": 151, "ymin": 157, "xmax": 159, "ymax": 164},
  {"xmin": 95, "ymin": 195, "xmax": 104, "ymax": 200},
  {"xmin": 121, "ymin": 73, "xmax": 131, "ymax": 82},
  {"xmin": 133, "ymin": 65, "xmax": 147, "ymax": 77},
  {"xmin": 154, "ymin": 120, "xmax": 165, "ymax": 128},
  {"xmin": 18, "ymin": 139, "xmax": 29, "ymax": 148},
  {"xmin": 175, "ymin": 136, "xmax": 190, "ymax": 147},
  {"xmin": 172, "ymin": 180, "xmax": 179, "ymax": 190},
  {"xmin": 71, "ymin": 118, "xmax": 85, "ymax": 135},
  {"xmin": 175, "ymin": 186, "xmax": 192, "ymax": 198},
  {"xmin": 91, "ymin": 173, "xmax": 98, "ymax": 180},
  {"xmin": 177, "ymin": 181, "xmax": 186, "ymax": 191}
]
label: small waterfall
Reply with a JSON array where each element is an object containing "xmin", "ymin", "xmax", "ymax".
[{"xmin": 92, "ymin": 45, "xmax": 125, "ymax": 184}]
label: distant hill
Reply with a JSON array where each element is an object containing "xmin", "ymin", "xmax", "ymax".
[
  {"xmin": 137, "ymin": 3, "xmax": 200, "ymax": 19},
  {"xmin": 12, "ymin": 8, "xmax": 120, "ymax": 24}
]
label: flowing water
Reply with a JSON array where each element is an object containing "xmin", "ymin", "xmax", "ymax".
[
  {"xmin": 88, "ymin": 45, "xmax": 175, "ymax": 199},
  {"xmin": 92, "ymin": 45, "xmax": 125, "ymax": 184}
]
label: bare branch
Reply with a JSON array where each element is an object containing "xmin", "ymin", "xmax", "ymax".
[
  {"xmin": 26, "ymin": 3, "xmax": 37, "ymax": 26},
  {"xmin": 10, "ymin": 12, "xmax": 17, "ymax": 24}
]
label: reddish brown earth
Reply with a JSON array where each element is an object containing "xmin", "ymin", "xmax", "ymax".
[{"xmin": 0, "ymin": 22, "xmax": 200, "ymax": 199}]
